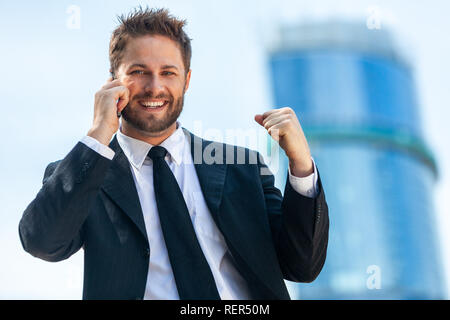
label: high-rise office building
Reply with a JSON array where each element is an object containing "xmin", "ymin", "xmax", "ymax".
[{"xmin": 268, "ymin": 21, "xmax": 444, "ymax": 299}]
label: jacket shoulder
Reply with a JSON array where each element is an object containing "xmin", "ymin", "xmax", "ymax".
[{"xmin": 43, "ymin": 160, "xmax": 62, "ymax": 184}]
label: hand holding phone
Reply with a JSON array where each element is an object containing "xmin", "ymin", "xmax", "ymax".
[
  {"xmin": 110, "ymin": 72, "xmax": 122, "ymax": 118},
  {"xmin": 86, "ymin": 77, "xmax": 130, "ymax": 145}
]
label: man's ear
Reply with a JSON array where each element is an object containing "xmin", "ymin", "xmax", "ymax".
[
  {"xmin": 184, "ymin": 69, "xmax": 192, "ymax": 92},
  {"xmin": 110, "ymin": 69, "xmax": 116, "ymax": 80}
]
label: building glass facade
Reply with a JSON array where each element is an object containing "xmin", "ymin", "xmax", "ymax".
[{"xmin": 268, "ymin": 22, "xmax": 444, "ymax": 299}]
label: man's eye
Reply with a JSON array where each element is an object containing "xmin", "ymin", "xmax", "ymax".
[
  {"xmin": 131, "ymin": 70, "xmax": 145, "ymax": 75},
  {"xmin": 162, "ymin": 71, "xmax": 175, "ymax": 76}
]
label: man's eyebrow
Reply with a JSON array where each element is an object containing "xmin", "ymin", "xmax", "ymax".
[
  {"xmin": 161, "ymin": 65, "xmax": 179, "ymax": 71},
  {"xmin": 128, "ymin": 63, "xmax": 147, "ymax": 70},
  {"xmin": 127, "ymin": 64, "xmax": 179, "ymax": 71}
]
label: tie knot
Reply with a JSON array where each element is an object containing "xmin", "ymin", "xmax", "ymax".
[{"xmin": 148, "ymin": 146, "xmax": 168, "ymax": 160}]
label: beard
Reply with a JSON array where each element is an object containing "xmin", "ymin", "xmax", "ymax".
[{"xmin": 121, "ymin": 90, "xmax": 184, "ymax": 135}]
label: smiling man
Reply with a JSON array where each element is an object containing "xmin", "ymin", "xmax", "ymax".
[{"xmin": 18, "ymin": 7, "xmax": 329, "ymax": 300}]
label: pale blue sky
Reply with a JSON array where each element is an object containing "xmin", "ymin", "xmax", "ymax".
[{"xmin": 1, "ymin": 0, "xmax": 449, "ymax": 298}]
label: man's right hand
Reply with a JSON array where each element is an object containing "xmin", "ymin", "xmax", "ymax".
[{"xmin": 87, "ymin": 78, "xmax": 130, "ymax": 146}]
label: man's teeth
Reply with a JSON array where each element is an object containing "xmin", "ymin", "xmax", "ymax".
[{"xmin": 141, "ymin": 101, "xmax": 165, "ymax": 108}]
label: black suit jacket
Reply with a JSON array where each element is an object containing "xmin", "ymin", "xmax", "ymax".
[{"xmin": 19, "ymin": 128, "xmax": 329, "ymax": 300}]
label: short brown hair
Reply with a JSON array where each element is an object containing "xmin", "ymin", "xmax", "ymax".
[{"xmin": 109, "ymin": 7, "xmax": 192, "ymax": 77}]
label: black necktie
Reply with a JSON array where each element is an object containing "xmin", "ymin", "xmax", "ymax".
[{"xmin": 148, "ymin": 146, "xmax": 221, "ymax": 300}]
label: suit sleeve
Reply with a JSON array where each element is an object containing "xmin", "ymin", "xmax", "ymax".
[
  {"xmin": 258, "ymin": 153, "xmax": 329, "ymax": 283},
  {"xmin": 18, "ymin": 142, "xmax": 112, "ymax": 262}
]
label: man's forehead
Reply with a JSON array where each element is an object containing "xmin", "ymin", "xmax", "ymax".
[{"xmin": 121, "ymin": 35, "xmax": 184, "ymax": 69}]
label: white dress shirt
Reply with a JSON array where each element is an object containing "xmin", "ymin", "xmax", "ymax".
[{"xmin": 80, "ymin": 122, "xmax": 318, "ymax": 299}]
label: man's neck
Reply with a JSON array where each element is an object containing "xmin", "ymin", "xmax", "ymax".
[{"xmin": 120, "ymin": 121, "xmax": 178, "ymax": 146}]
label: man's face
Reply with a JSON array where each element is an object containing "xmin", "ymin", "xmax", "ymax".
[{"xmin": 116, "ymin": 35, "xmax": 191, "ymax": 136}]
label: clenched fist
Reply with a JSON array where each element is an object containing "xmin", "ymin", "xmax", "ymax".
[
  {"xmin": 255, "ymin": 107, "xmax": 314, "ymax": 178},
  {"xmin": 87, "ymin": 78, "xmax": 130, "ymax": 145}
]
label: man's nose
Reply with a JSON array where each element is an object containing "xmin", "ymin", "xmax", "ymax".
[{"xmin": 144, "ymin": 76, "xmax": 165, "ymax": 95}]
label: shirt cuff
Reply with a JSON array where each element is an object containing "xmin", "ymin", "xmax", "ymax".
[
  {"xmin": 288, "ymin": 157, "xmax": 319, "ymax": 198},
  {"xmin": 80, "ymin": 135, "xmax": 115, "ymax": 160}
]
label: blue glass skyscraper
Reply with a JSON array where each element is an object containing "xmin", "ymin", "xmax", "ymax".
[{"xmin": 268, "ymin": 21, "xmax": 444, "ymax": 299}]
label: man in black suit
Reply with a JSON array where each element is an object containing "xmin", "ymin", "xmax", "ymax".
[{"xmin": 18, "ymin": 7, "xmax": 329, "ymax": 300}]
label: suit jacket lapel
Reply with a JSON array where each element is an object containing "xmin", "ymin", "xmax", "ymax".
[
  {"xmin": 101, "ymin": 135, "xmax": 148, "ymax": 243},
  {"xmin": 183, "ymin": 128, "xmax": 227, "ymax": 224}
]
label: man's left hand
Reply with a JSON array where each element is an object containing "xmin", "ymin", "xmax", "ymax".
[{"xmin": 255, "ymin": 107, "xmax": 314, "ymax": 178}]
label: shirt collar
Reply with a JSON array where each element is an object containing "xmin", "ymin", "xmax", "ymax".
[{"xmin": 117, "ymin": 121, "xmax": 185, "ymax": 170}]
